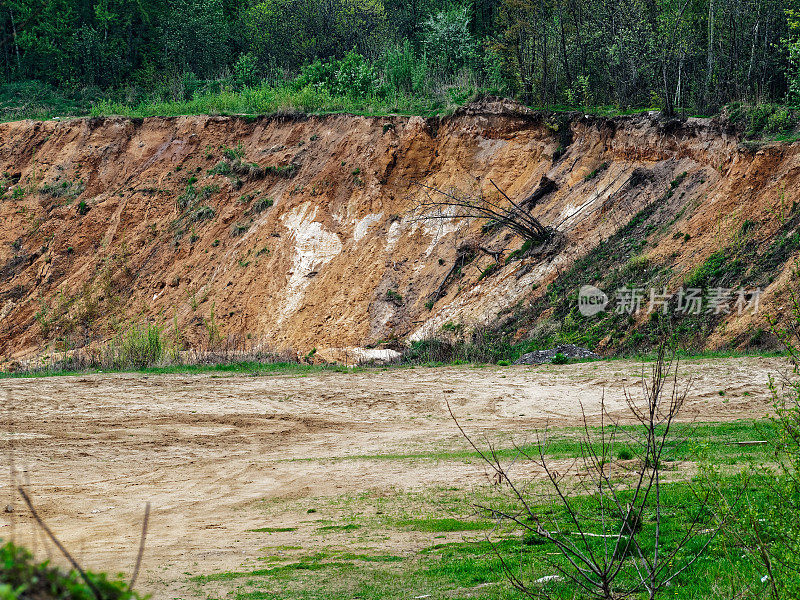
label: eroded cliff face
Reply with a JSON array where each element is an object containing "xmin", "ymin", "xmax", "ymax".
[{"xmin": 0, "ymin": 100, "xmax": 797, "ymax": 363}]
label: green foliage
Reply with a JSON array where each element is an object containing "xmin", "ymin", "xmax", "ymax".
[
  {"xmin": 787, "ymin": 4, "xmax": 800, "ymax": 104},
  {"xmin": 191, "ymin": 205, "xmax": 215, "ymax": 222},
  {"xmin": 112, "ymin": 323, "xmax": 165, "ymax": 369},
  {"xmin": 176, "ymin": 184, "xmax": 198, "ymax": 211},
  {"xmin": 249, "ymin": 197, "xmax": 274, "ymax": 214},
  {"xmin": 242, "ymin": 0, "xmax": 387, "ymax": 72},
  {"xmin": 0, "ymin": 0, "xmax": 796, "ymax": 122},
  {"xmin": 0, "ymin": 81, "xmax": 95, "ymax": 121},
  {"xmin": 385, "ymin": 39, "xmax": 428, "ymax": 96},
  {"xmin": 223, "ymin": 143, "xmax": 245, "ymax": 162},
  {"xmin": 0, "ymin": 542, "xmax": 138, "ymax": 600},
  {"xmin": 38, "ymin": 178, "xmax": 85, "ymax": 200},
  {"xmin": 728, "ymin": 102, "xmax": 799, "ymax": 137},
  {"xmin": 161, "ymin": 0, "xmax": 228, "ymax": 79},
  {"xmin": 209, "ymin": 160, "xmax": 232, "ymax": 176},
  {"xmin": 233, "ymin": 52, "xmax": 260, "ymax": 90},
  {"xmin": 385, "ymin": 289, "xmax": 403, "ymax": 305},
  {"xmin": 584, "ymin": 162, "xmax": 609, "ymax": 182},
  {"xmin": 422, "ymin": 6, "xmax": 476, "ymax": 77},
  {"xmin": 199, "ymin": 184, "xmax": 220, "ymax": 199},
  {"xmin": 478, "ymin": 263, "xmax": 498, "ymax": 280},
  {"xmin": 296, "ymin": 51, "xmax": 378, "ymax": 99}
]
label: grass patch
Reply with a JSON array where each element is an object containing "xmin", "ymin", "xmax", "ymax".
[
  {"xmin": 396, "ymin": 518, "xmax": 495, "ymax": 532},
  {"xmin": 191, "ymin": 469, "xmax": 785, "ymax": 600},
  {"xmin": 280, "ymin": 420, "xmax": 775, "ymax": 468},
  {"xmin": 317, "ymin": 523, "xmax": 361, "ymax": 532},
  {"xmin": 0, "ymin": 360, "xmax": 352, "ymax": 380},
  {"xmin": 248, "ymin": 526, "xmax": 298, "ymax": 533}
]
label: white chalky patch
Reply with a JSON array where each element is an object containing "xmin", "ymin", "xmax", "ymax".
[
  {"xmin": 386, "ymin": 220, "xmax": 403, "ymax": 250},
  {"xmin": 353, "ymin": 212, "xmax": 383, "ymax": 242},
  {"xmin": 279, "ymin": 203, "xmax": 342, "ymax": 323}
]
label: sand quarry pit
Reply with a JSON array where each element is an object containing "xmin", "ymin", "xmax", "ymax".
[{"xmin": 0, "ymin": 356, "xmax": 787, "ymax": 598}]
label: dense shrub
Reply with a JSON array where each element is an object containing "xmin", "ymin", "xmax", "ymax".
[{"xmin": 296, "ymin": 51, "xmax": 378, "ymax": 99}]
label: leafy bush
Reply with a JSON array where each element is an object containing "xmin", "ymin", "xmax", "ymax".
[
  {"xmin": 766, "ymin": 106, "xmax": 795, "ymax": 133},
  {"xmin": 233, "ymin": 52, "xmax": 259, "ymax": 89},
  {"xmin": 386, "ymin": 289, "xmax": 404, "ymax": 305},
  {"xmin": 223, "ymin": 143, "xmax": 245, "ymax": 162},
  {"xmin": 296, "ymin": 50, "xmax": 378, "ymax": 99},
  {"xmin": 0, "ymin": 542, "xmax": 138, "ymax": 600},
  {"xmin": 209, "ymin": 160, "xmax": 232, "ymax": 176},
  {"xmin": 730, "ymin": 103, "xmax": 798, "ymax": 137}
]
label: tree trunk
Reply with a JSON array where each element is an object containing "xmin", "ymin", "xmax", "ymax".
[
  {"xmin": 705, "ymin": 0, "xmax": 714, "ymax": 107},
  {"xmin": 9, "ymin": 8, "xmax": 20, "ymax": 72}
]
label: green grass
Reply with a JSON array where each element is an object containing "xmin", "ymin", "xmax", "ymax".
[
  {"xmin": 248, "ymin": 527, "xmax": 298, "ymax": 533},
  {"xmin": 396, "ymin": 518, "xmax": 496, "ymax": 532},
  {"xmin": 316, "ymin": 523, "xmax": 361, "ymax": 532},
  {"xmin": 178, "ymin": 407, "xmax": 792, "ymax": 600},
  {"xmin": 277, "ymin": 420, "xmax": 775, "ymax": 469},
  {"xmin": 88, "ymin": 83, "xmax": 451, "ymax": 120},
  {"xmin": 190, "ymin": 472, "xmax": 784, "ymax": 600},
  {"xmin": 0, "ymin": 360, "xmax": 353, "ymax": 380},
  {"xmin": 5, "ymin": 78, "xmax": 787, "ymax": 127},
  {"xmin": 0, "ymin": 80, "xmax": 97, "ymax": 122}
]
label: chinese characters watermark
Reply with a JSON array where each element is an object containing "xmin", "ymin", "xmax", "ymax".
[{"xmin": 578, "ymin": 286, "xmax": 762, "ymax": 317}]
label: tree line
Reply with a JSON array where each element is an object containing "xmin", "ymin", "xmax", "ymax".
[{"xmin": 1, "ymin": 0, "xmax": 799, "ymax": 116}]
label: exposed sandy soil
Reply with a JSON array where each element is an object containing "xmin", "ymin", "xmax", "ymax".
[
  {"xmin": 1, "ymin": 102, "xmax": 798, "ymax": 363},
  {"xmin": 0, "ymin": 356, "xmax": 786, "ymax": 598}
]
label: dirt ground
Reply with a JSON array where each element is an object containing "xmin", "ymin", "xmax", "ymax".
[{"xmin": 0, "ymin": 357, "xmax": 787, "ymax": 599}]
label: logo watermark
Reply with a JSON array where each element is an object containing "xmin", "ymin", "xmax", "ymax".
[
  {"xmin": 576, "ymin": 286, "xmax": 762, "ymax": 316},
  {"xmin": 578, "ymin": 285, "xmax": 609, "ymax": 316}
]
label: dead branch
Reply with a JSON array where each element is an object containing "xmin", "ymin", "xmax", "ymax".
[{"xmin": 411, "ymin": 179, "xmax": 553, "ymax": 244}]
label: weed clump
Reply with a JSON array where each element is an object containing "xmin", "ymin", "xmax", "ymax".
[{"xmin": 110, "ymin": 323, "xmax": 165, "ymax": 369}]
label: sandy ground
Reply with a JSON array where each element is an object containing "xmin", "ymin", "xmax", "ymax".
[{"xmin": 0, "ymin": 357, "xmax": 787, "ymax": 598}]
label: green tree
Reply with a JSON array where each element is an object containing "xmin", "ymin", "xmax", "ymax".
[
  {"xmin": 422, "ymin": 5, "xmax": 476, "ymax": 79},
  {"xmin": 9, "ymin": 0, "xmax": 78, "ymax": 84},
  {"xmin": 787, "ymin": 1, "xmax": 800, "ymax": 103},
  {"xmin": 242, "ymin": 0, "xmax": 387, "ymax": 71},
  {"xmin": 160, "ymin": 0, "xmax": 229, "ymax": 78}
]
